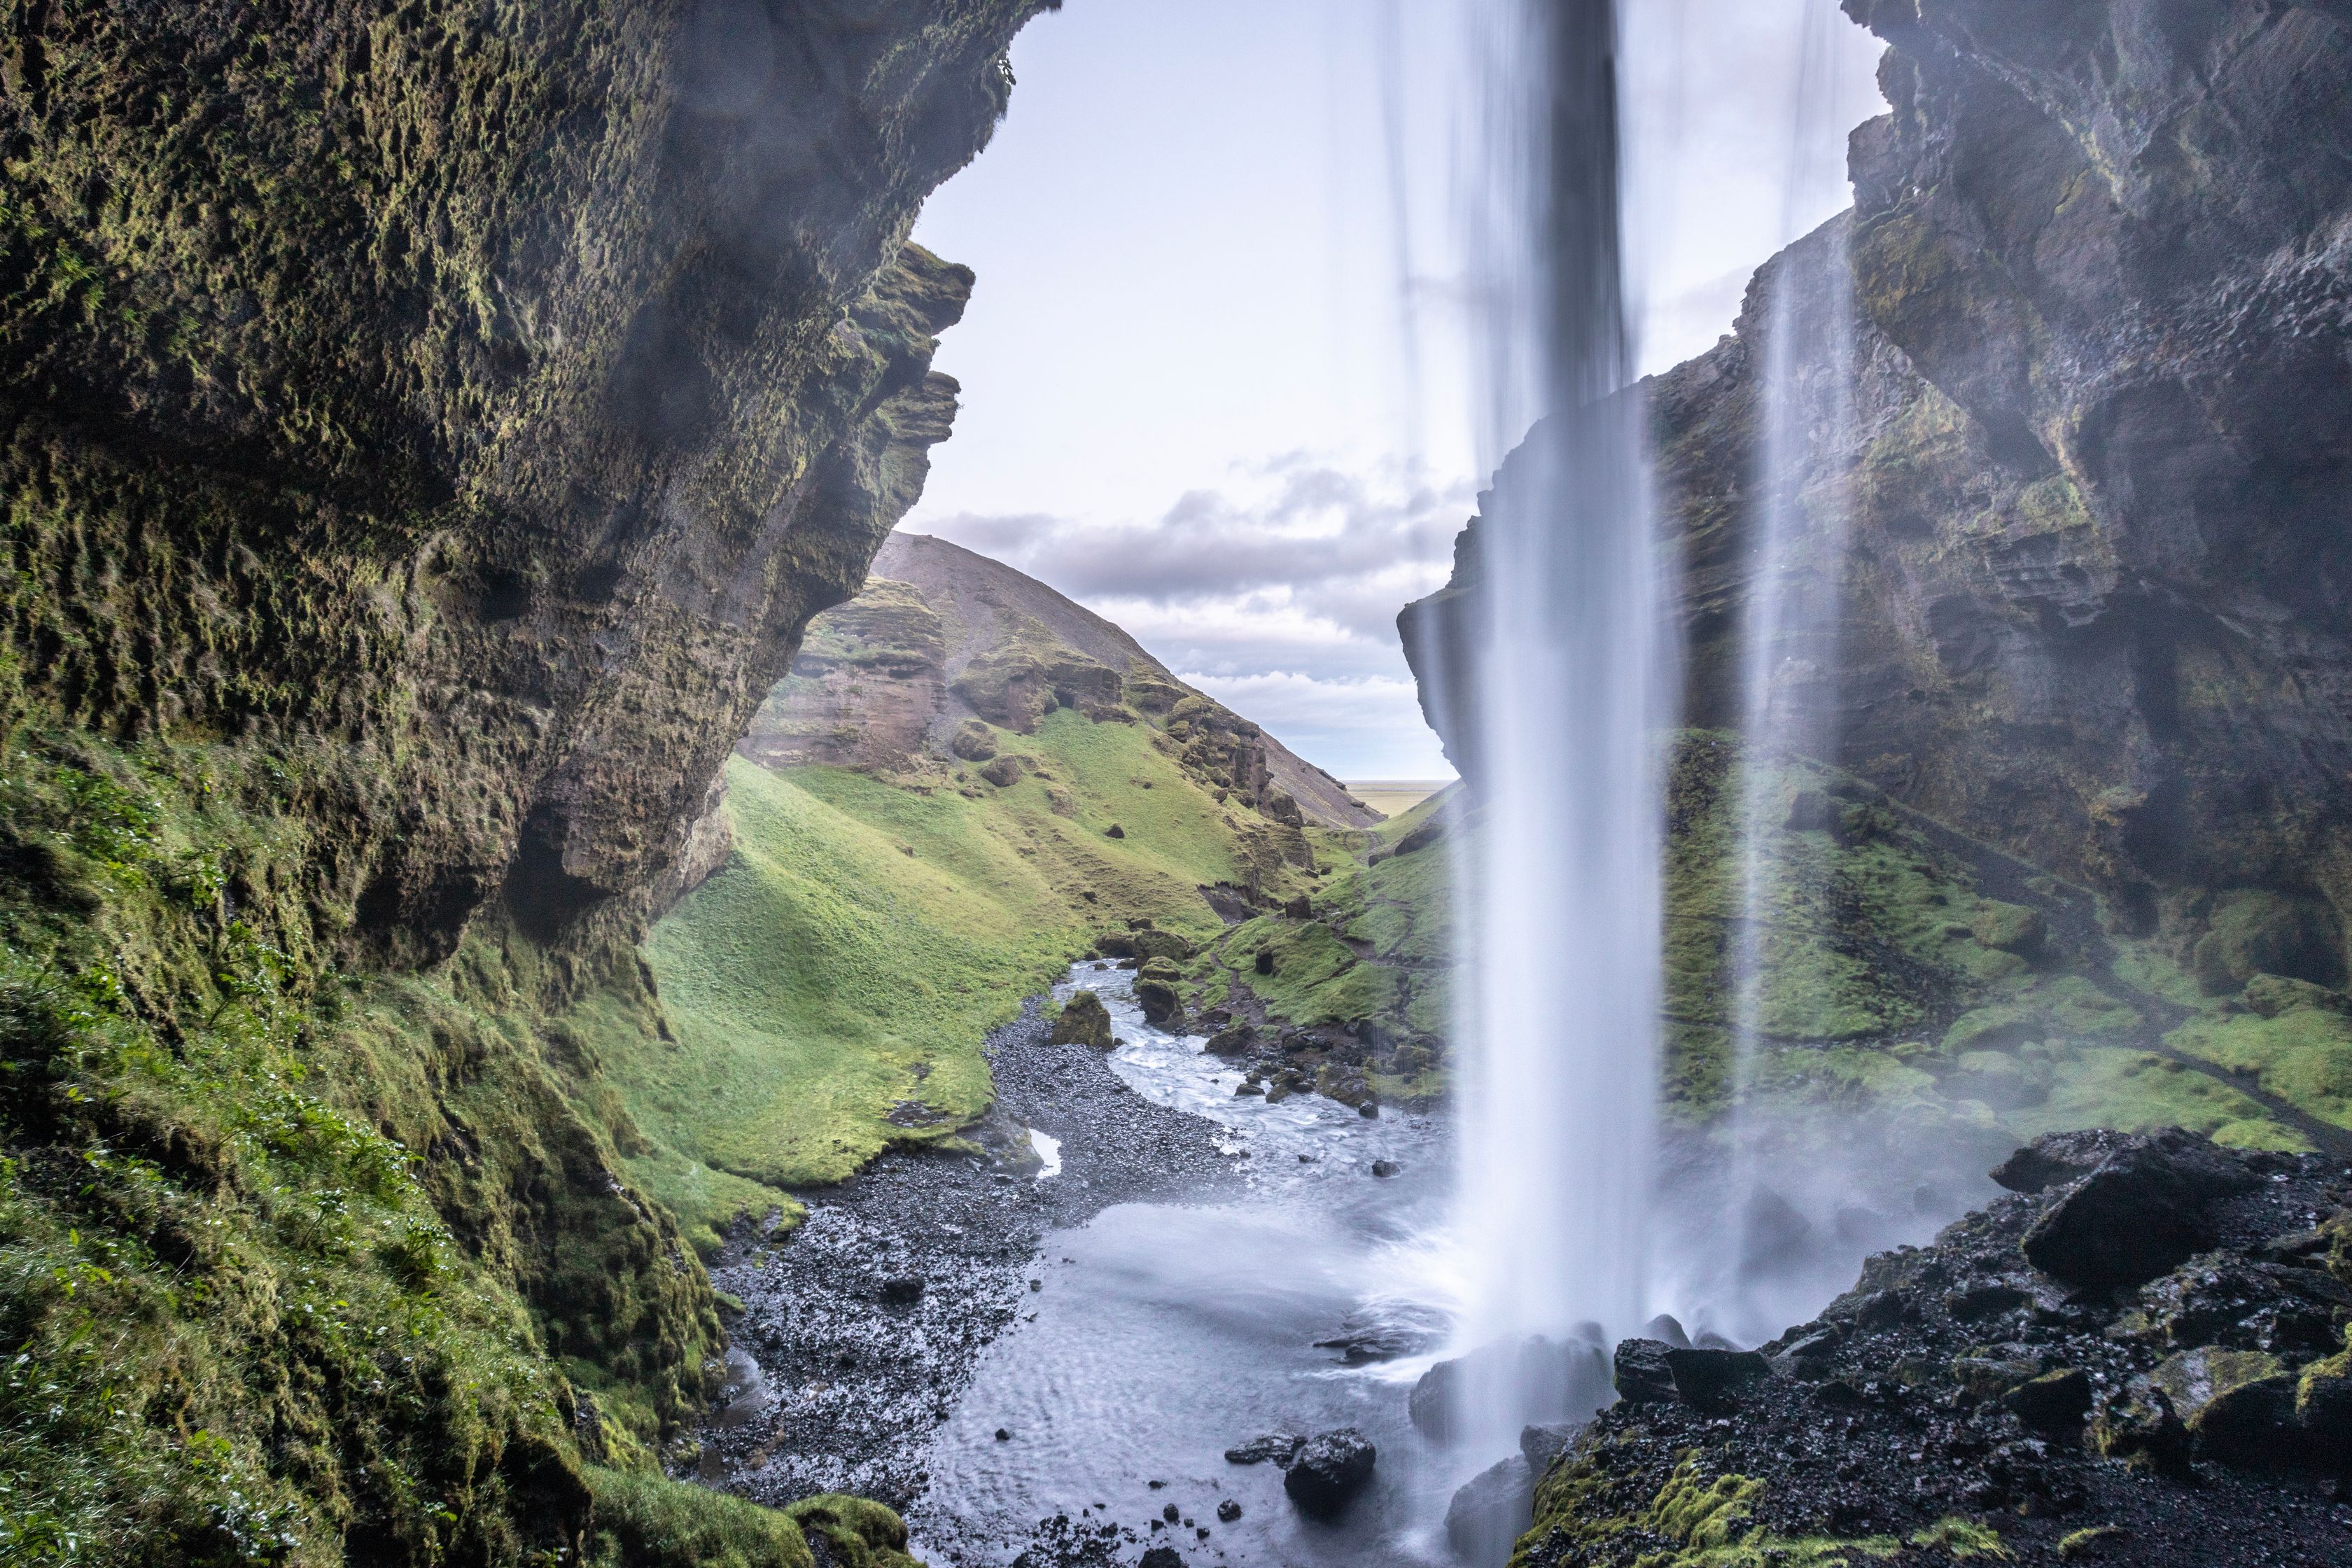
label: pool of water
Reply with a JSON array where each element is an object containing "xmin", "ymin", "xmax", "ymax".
[{"xmin": 908, "ymin": 967, "xmax": 1499, "ymax": 1567}]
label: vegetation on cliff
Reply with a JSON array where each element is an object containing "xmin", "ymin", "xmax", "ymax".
[{"xmin": 0, "ymin": 0, "xmax": 1056, "ymax": 1561}]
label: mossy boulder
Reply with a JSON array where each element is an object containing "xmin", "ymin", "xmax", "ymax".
[
  {"xmin": 1971, "ymin": 901, "xmax": 2048, "ymax": 957},
  {"xmin": 1135, "ymin": 958, "xmax": 1184, "ymax": 1025},
  {"xmin": 950, "ymin": 722, "xmax": 1000, "ymax": 762},
  {"xmin": 1050, "ymin": 990, "xmax": 1116, "ymax": 1050}
]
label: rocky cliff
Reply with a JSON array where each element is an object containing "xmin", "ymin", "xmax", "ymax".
[
  {"xmin": 742, "ymin": 531, "xmax": 1378, "ymax": 834},
  {"xmin": 0, "ymin": 3, "xmax": 1049, "ymax": 1563},
  {"xmin": 1407, "ymin": 0, "xmax": 2352, "ymax": 988}
]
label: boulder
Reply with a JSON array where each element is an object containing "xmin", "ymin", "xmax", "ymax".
[
  {"xmin": 1139, "ymin": 1549, "xmax": 1183, "ymax": 1568},
  {"xmin": 1665, "ymin": 1348, "xmax": 1770, "ymax": 1409},
  {"xmin": 1445, "ymin": 1455, "xmax": 1533, "ymax": 1565},
  {"xmin": 2150, "ymin": 1346, "xmax": 2300, "ymax": 1466},
  {"xmin": 2134, "ymin": 1251, "xmax": 2352, "ymax": 1357},
  {"xmin": 1613, "ymin": 1339, "xmax": 1676, "ymax": 1406},
  {"xmin": 1971, "ymin": 900, "xmax": 2048, "ymax": 955},
  {"xmin": 1282, "ymin": 1429, "xmax": 1376, "ymax": 1518},
  {"xmin": 2006, "ymin": 1368, "xmax": 2094, "ymax": 1429},
  {"xmin": 1050, "ymin": 990, "xmax": 1116, "ymax": 1050},
  {"xmin": 1991, "ymin": 1131, "xmax": 2129, "ymax": 1194},
  {"xmin": 2020, "ymin": 1130, "xmax": 2258, "ymax": 1289},
  {"xmin": 1520, "ymin": 1422, "xmax": 1578, "ymax": 1474},
  {"xmin": 1410, "ymin": 1336, "xmax": 1614, "ymax": 1442},
  {"xmin": 948, "ymin": 721, "xmax": 998, "ymax": 762},
  {"xmin": 1204, "ymin": 1026, "xmax": 1256, "ymax": 1057},
  {"xmin": 979, "ymin": 755, "xmax": 1023, "ymax": 788},
  {"xmin": 1135, "ymin": 958, "xmax": 1183, "ymax": 1025}
]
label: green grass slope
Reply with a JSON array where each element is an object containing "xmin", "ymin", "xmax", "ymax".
[
  {"xmin": 591, "ymin": 707, "xmax": 1325, "ymax": 1250},
  {"xmin": 1177, "ymin": 736, "xmax": 2352, "ymax": 1161}
]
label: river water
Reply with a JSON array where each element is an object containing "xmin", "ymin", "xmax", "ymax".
[{"xmin": 907, "ymin": 965, "xmax": 1493, "ymax": 1568}]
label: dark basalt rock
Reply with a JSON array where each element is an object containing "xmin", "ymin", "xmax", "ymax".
[
  {"xmin": 2020, "ymin": 1130, "xmax": 2260, "ymax": 1289},
  {"xmin": 1413, "ymin": 1336, "xmax": 1616, "ymax": 1442},
  {"xmin": 1516, "ymin": 1133, "xmax": 2352, "ymax": 1567},
  {"xmin": 1281, "ymin": 1428, "xmax": 1376, "ymax": 1518},
  {"xmin": 1664, "ymin": 1347, "xmax": 1770, "ymax": 1409},
  {"xmin": 1222, "ymin": 1433, "xmax": 1305, "ymax": 1466},
  {"xmin": 1611, "ymin": 1339, "xmax": 1676, "ymax": 1406},
  {"xmin": 1138, "ymin": 1548, "xmax": 1183, "ymax": 1568}
]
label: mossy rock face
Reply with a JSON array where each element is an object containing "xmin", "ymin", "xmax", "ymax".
[
  {"xmin": 0, "ymin": 1, "xmax": 1052, "ymax": 1562},
  {"xmin": 2191, "ymin": 891, "xmax": 2345, "ymax": 995}
]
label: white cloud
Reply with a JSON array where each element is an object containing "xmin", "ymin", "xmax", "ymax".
[{"xmin": 909, "ymin": 454, "xmax": 1467, "ymax": 778}]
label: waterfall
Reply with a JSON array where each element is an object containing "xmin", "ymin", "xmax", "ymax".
[
  {"xmin": 1446, "ymin": 0, "xmax": 1668, "ymax": 1441},
  {"xmin": 1721, "ymin": 0, "xmax": 1861, "ymax": 1328}
]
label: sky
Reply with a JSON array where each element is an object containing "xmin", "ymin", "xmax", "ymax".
[{"xmin": 903, "ymin": 0, "xmax": 1888, "ymax": 782}]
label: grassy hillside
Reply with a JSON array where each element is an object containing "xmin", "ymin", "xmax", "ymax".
[
  {"xmin": 587, "ymin": 706, "xmax": 1325, "ymax": 1252},
  {"xmin": 1178, "ymin": 737, "xmax": 2352, "ymax": 1160}
]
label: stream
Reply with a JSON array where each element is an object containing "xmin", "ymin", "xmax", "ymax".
[
  {"xmin": 910, "ymin": 965, "xmax": 1471, "ymax": 1567},
  {"xmin": 699, "ymin": 962, "xmax": 1500, "ymax": 1567}
]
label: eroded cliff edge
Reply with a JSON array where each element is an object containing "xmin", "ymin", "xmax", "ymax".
[
  {"xmin": 1407, "ymin": 0, "xmax": 2352, "ymax": 979},
  {"xmin": 0, "ymin": 3, "xmax": 1050, "ymax": 1562}
]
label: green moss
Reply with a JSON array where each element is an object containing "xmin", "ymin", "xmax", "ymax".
[{"xmin": 2162, "ymin": 1003, "xmax": 2352, "ymax": 1132}]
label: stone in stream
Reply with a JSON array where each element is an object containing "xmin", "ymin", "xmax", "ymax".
[
  {"xmin": 1216, "ymin": 1499, "xmax": 1242, "ymax": 1523},
  {"xmin": 1223, "ymin": 1433, "xmax": 1305, "ymax": 1466},
  {"xmin": 1135, "ymin": 958, "xmax": 1184, "ymax": 1025},
  {"xmin": 1049, "ymin": 990, "xmax": 1116, "ymax": 1049},
  {"xmin": 1139, "ymin": 1549, "xmax": 1183, "ymax": 1568},
  {"xmin": 1282, "ymin": 1429, "xmax": 1376, "ymax": 1518}
]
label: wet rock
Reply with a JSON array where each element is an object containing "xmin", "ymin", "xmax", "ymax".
[
  {"xmin": 1945, "ymin": 1282, "xmax": 2031, "ymax": 1322},
  {"xmin": 2020, "ymin": 1130, "xmax": 2258, "ymax": 1289},
  {"xmin": 1613, "ymin": 1339, "xmax": 1676, "ymax": 1406},
  {"xmin": 1740, "ymin": 1189, "xmax": 1816, "ymax": 1276},
  {"xmin": 1520, "ymin": 1422, "xmax": 1578, "ymax": 1474},
  {"xmin": 1204, "ymin": 1025, "xmax": 1255, "ymax": 1057},
  {"xmin": 1770, "ymin": 1326, "xmax": 1841, "ymax": 1379},
  {"xmin": 1665, "ymin": 1348, "xmax": 1770, "ymax": 1409},
  {"xmin": 1371, "ymin": 1160, "xmax": 1401, "ymax": 1179},
  {"xmin": 1134, "ymin": 958, "xmax": 1182, "ymax": 1025},
  {"xmin": 1785, "ymin": 788, "xmax": 1837, "ymax": 832},
  {"xmin": 1282, "ymin": 1429, "xmax": 1376, "ymax": 1518},
  {"xmin": 1952, "ymin": 1353, "xmax": 2045, "ymax": 1401},
  {"xmin": 1050, "ymin": 991, "xmax": 1117, "ymax": 1050},
  {"xmin": 1446, "ymin": 1454, "xmax": 1534, "ymax": 1564},
  {"xmin": 1223, "ymin": 1433, "xmax": 1305, "ymax": 1466},
  {"xmin": 876, "ymin": 1276, "xmax": 925, "ymax": 1307},
  {"xmin": 2130, "ymin": 1250, "xmax": 2352, "ymax": 1357},
  {"xmin": 1971, "ymin": 900, "xmax": 2047, "ymax": 956},
  {"xmin": 1991, "ymin": 1130, "xmax": 2128, "ymax": 1195},
  {"xmin": 1138, "ymin": 1548, "xmax": 1182, "ymax": 1568},
  {"xmin": 1216, "ymin": 1499, "xmax": 1242, "ymax": 1523},
  {"xmin": 2152, "ymin": 1347, "xmax": 2300, "ymax": 1466},
  {"xmin": 2006, "ymin": 1368, "xmax": 2094, "ymax": 1429}
]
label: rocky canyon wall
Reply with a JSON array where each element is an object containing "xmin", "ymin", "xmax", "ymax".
[
  {"xmin": 1408, "ymin": 0, "xmax": 2352, "ymax": 983},
  {"xmin": 1, "ymin": 0, "xmax": 1049, "ymax": 978}
]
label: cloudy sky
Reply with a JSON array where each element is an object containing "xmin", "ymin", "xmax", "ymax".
[{"xmin": 903, "ymin": 0, "xmax": 1886, "ymax": 781}]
